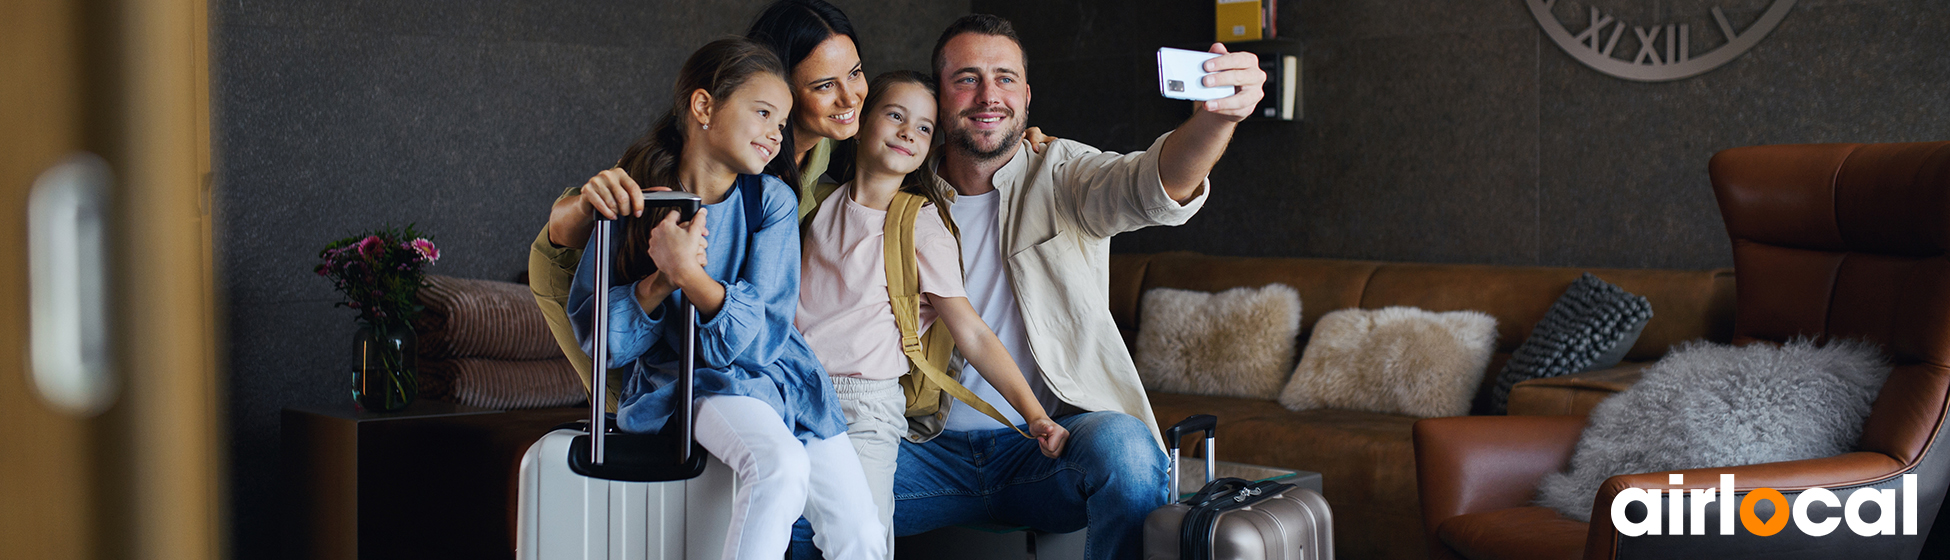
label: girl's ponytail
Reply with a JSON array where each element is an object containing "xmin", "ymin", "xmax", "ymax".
[
  {"xmin": 616, "ymin": 113, "xmax": 686, "ymax": 190},
  {"xmin": 615, "ymin": 112, "xmax": 687, "ymax": 283}
]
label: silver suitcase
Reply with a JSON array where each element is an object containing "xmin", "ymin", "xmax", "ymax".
[
  {"xmin": 1142, "ymin": 415, "xmax": 1334, "ymax": 560},
  {"xmin": 516, "ymin": 191, "xmax": 737, "ymax": 560}
]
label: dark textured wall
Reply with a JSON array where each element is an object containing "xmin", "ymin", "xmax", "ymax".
[
  {"xmin": 217, "ymin": 0, "xmax": 1949, "ymax": 557},
  {"xmin": 211, "ymin": 1, "xmax": 963, "ymax": 558},
  {"xmin": 974, "ymin": 0, "xmax": 1950, "ymax": 270}
]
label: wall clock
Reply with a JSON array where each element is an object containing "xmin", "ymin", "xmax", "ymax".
[{"xmin": 1526, "ymin": 0, "xmax": 1797, "ymax": 82}]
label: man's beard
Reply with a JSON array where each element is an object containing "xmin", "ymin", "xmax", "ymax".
[{"xmin": 947, "ymin": 109, "xmax": 1023, "ymax": 162}]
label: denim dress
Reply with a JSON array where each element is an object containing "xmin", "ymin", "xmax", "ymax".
[{"xmin": 568, "ymin": 173, "xmax": 846, "ymax": 442}]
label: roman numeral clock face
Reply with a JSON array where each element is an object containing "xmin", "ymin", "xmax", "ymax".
[{"xmin": 1527, "ymin": 0, "xmax": 1797, "ymax": 81}]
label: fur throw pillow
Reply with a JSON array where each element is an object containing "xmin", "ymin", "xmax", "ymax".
[
  {"xmin": 1135, "ymin": 284, "xmax": 1302, "ymax": 400},
  {"xmin": 1278, "ymin": 307, "xmax": 1498, "ymax": 417},
  {"xmin": 1535, "ymin": 339, "xmax": 1892, "ymax": 522}
]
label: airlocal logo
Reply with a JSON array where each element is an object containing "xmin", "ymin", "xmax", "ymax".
[
  {"xmin": 1612, "ymin": 474, "xmax": 1920, "ymax": 537},
  {"xmin": 1525, "ymin": 0, "xmax": 1796, "ymax": 82}
]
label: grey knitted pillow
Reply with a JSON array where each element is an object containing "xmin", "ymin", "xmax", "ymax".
[
  {"xmin": 1535, "ymin": 339, "xmax": 1891, "ymax": 521},
  {"xmin": 1489, "ymin": 273, "xmax": 1653, "ymax": 414}
]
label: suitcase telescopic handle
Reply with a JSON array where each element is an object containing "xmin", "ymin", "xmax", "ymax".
[
  {"xmin": 677, "ymin": 300, "xmax": 695, "ymax": 463},
  {"xmin": 590, "ymin": 218, "xmax": 613, "ymax": 465},
  {"xmin": 589, "ymin": 191, "xmax": 704, "ymax": 467},
  {"xmin": 1164, "ymin": 414, "xmax": 1218, "ymax": 499}
]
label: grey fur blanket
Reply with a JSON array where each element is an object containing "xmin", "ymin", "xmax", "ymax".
[{"xmin": 1535, "ymin": 339, "xmax": 1891, "ymax": 521}]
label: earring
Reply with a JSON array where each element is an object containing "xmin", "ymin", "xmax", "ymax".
[{"xmin": 701, "ymin": 124, "xmax": 710, "ymax": 130}]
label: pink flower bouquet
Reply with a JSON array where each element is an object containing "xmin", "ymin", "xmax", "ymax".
[{"xmin": 315, "ymin": 225, "xmax": 439, "ymax": 328}]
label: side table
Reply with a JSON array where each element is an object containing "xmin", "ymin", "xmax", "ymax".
[{"xmin": 281, "ymin": 400, "xmax": 584, "ymax": 560}]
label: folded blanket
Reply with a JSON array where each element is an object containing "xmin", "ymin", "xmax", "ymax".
[
  {"xmin": 415, "ymin": 274, "xmax": 564, "ymax": 361},
  {"xmin": 419, "ymin": 357, "xmax": 587, "ymax": 409}
]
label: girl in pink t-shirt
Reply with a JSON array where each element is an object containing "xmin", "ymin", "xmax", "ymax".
[{"xmin": 795, "ymin": 71, "xmax": 1070, "ymax": 551}]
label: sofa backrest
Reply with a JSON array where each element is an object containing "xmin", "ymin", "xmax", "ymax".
[{"xmin": 1108, "ymin": 251, "xmax": 1736, "ymax": 365}]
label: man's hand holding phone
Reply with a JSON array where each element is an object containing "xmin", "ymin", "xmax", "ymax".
[
  {"xmin": 1195, "ymin": 44, "xmax": 1265, "ymax": 121},
  {"xmin": 1149, "ymin": 43, "xmax": 1268, "ymax": 201},
  {"xmin": 1159, "ymin": 44, "xmax": 1266, "ymax": 123}
]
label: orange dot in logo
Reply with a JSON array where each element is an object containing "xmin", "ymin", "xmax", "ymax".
[{"xmin": 1741, "ymin": 488, "xmax": 1790, "ymax": 536}]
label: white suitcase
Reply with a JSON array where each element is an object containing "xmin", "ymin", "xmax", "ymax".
[
  {"xmin": 516, "ymin": 192, "xmax": 737, "ymax": 560},
  {"xmin": 515, "ymin": 427, "xmax": 735, "ymax": 559}
]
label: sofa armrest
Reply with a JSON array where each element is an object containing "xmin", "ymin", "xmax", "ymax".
[
  {"xmin": 1508, "ymin": 362, "xmax": 1652, "ymax": 417},
  {"xmin": 1415, "ymin": 415, "xmax": 1587, "ymax": 558},
  {"xmin": 1582, "ymin": 452, "xmax": 1908, "ymax": 560}
]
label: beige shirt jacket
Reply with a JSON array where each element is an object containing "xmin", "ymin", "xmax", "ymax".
[{"xmin": 917, "ymin": 132, "xmax": 1209, "ymax": 449}]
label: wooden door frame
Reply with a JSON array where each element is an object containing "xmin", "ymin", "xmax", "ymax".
[
  {"xmin": 1, "ymin": 0, "xmax": 96, "ymax": 557},
  {"xmin": 1, "ymin": 0, "xmax": 221, "ymax": 558}
]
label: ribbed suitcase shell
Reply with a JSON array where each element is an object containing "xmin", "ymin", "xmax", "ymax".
[
  {"xmin": 1143, "ymin": 414, "xmax": 1335, "ymax": 560},
  {"xmin": 1141, "ymin": 485, "xmax": 1333, "ymax": 560},
  {"xmin": 515, "ymin": 430, "xmax": 736, "ymax": 560}
]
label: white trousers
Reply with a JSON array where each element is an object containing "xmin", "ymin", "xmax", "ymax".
[
  {"xmin": 694, "ymin": 395, "xmax": 886, "ymax": 560},
  {"xmin": 831, "ymin": 376, "xmax": 907, "ymax": 556}
]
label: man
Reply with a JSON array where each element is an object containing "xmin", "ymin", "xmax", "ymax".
[{"xmin": 839, "ymin": 14, "xmax": 1266, "ymax": 560}]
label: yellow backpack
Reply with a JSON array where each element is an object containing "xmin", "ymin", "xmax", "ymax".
[{"xmin": 804, "ymin": 183, "xmax": 1028, "ymax": 438}]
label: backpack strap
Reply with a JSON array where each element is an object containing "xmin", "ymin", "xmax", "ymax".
[
  {"xmin": 884, "ymin": 191, "xmax": 1029, "ymax": 439},
  {"xmin": 741, "ymin": 174, "xmax": 766, "ymax": 235}
]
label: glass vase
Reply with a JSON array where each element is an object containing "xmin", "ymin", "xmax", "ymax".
[{"xmin": 352, "ymin": 321, "xmax": 418, "ymax": 412}]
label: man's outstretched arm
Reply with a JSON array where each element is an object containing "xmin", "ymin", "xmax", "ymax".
[{"xmin": 1157, "ymin": 43, "xmax": 1266, "ymax": 203}]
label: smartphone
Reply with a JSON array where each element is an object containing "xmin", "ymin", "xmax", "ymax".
[{"xmin": 1157, "ymin": 47, "xmax": 1231, "ymax": 101}]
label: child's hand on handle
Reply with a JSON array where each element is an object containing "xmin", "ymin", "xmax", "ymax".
[
  {"xmin": 579, "ymin": 168, "xmax": 647, "ymax": 219},
  {"xmin": 1192, "ymin": 43, "xmax": 1266, "ymax": 122},
  {"xmin": 645, "ymin": 208, "xmax": 712, "ymax": 288},
  {"xmin": 1027, "ymin": 417, "xmax": 1070, "ymax": 459}
]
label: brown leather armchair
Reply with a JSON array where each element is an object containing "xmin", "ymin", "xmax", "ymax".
[{"xmin": 1413, "ymin": 142, "xmax": 1950, "ymax": 560}]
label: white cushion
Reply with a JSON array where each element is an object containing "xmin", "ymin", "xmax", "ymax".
[
  {"xmin": 1278, "ymin": 306, "xmax": 1499, "ymax": 418},
  {"xmin": 1134, "ymin": 284, "xmax": 1303, "ymax": 400}
]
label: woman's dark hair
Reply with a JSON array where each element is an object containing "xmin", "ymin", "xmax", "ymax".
[
  {"xmin": 860, "ymin": 70, "xmax": 951, "ymax": 213},
  {"xmin": 747, "ymin": 0, "xmax": 861, "ymax": 186},
  {"xmin": 612, "ymin": 37, "xmax": 788, "ymax": 283}
]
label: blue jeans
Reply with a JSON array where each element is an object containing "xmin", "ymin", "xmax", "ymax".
[{"xmin": 790, "ymin": 411, "xmax": 1168, "ymax": 560}]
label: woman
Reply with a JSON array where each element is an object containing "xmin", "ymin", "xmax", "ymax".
[{"xmin": 747, "ymin": 0, "xmax": 868, "ymax": 217}]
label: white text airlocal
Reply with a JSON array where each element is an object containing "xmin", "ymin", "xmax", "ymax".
[{"xmin": 1611, "ymin": 474, "xmax": 1920, "ymax": 537}]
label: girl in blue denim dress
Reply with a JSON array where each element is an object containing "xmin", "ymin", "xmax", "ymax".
[{"xmin": 567, "ymin": 38, "xmax": 882, "ymax": 560}]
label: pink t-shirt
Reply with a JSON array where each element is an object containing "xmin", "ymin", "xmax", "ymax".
[{"xmin": 797, "ymin": 184, "xmax": 967, "ymax": 380}]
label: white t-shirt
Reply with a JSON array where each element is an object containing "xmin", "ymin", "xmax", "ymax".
[{"xmin": 943, "ymin": 189, "xmax": 1061, "ymax": 431}]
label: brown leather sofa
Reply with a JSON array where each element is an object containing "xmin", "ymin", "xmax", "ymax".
[
  {"xmin": 1414, "ymin": 141, "xmax": 1950, "ymax": 560},
  {"xmin": 1109, "ymin": 251, "xmax": 1736, "ymax": 560}
]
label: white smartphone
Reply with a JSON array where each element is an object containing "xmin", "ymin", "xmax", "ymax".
[{"xmin": 1157, "ymin": 47, "xmax": 1231, "ymax": 101}]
